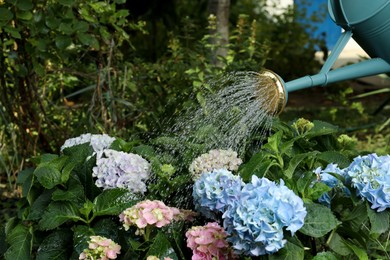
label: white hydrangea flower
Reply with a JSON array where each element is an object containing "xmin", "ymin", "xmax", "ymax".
[
  {"xmin": 189, "ymin": 149, "xmax": 243, "ymax": 180},
  {"xmin": 60, "ymin": 133, "xmax": 115, "ymax": 155},
  {"xmin": 92, "ymin": 149, "xmax": 151, "ymax": 193}
]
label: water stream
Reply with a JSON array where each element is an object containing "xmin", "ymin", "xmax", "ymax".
[{"xmin": 166, "ymin": 71, "xmax": 281, "ymax": 154}]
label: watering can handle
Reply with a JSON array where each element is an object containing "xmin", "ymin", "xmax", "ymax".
[{"xmin": 320, "ymin": 30, "xmax": 352, "ymax": 74}]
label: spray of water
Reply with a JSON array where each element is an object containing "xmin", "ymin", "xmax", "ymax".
[{"xmin": 166, "ymin": 71, "xmax": 283, "ymax": 154}]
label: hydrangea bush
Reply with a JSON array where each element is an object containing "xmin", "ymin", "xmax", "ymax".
[{"xmin": 3, "ymin": 119, "xmax": 390, "ymax": 259}]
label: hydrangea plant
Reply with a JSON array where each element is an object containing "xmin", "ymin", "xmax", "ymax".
[
  {"xmin": 345, "ymin": 153, "xmax": 390, "ymax": 212},
  {"xmin": 79, "ymin": 235, "xmax": 121, "ymax": 260},
  {"xmin": 189, "ymin": 149, "xmax": 243, "ymax": 180},
  {"xmin": 60, "ymin": 133, "xmax": 116, "ymax": 155},
  {"xmin": 192, "ymin": 169, "xmax": 244, "ymax": 218},
  {"xmin": 314, "ymin": 163, "xmax": 350, "ymax": 206},
  {"xmin": 222, "ymin": 176, "xmax": 307, "ymax": 256},
  {"xmin": 92, "ymin": 149, "xmax": 151, "ymax": 193},
  {"xmin": 185, "ymin": 222, "xmax": 237, "ymax": 260}
]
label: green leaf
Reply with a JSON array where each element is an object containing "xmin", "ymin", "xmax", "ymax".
[
  {"xmin": 16, "ymin": 168, "xmax": 33, "ymax": 185},
  {"xmin": 16, "ymin": 0, "xmax": 33, "ymax": 11},
  {"xmin": 36, "ymin": 229, "xmax": 73, "ymax": 260},
  {"xmin": 73, "ymin": 225, "xmax": 94, "ymax": 256},
  {"xmin": 263, "ymin": 131, "xmax": 283, "ymax": 154},
  {"xmin": 52, "ymin": 175, "xmax": 84, "ymax": 203},
  {"xmin": 367, "ymin": 205, "xmax": 390, "ymax": 235},
  {"xmin": 73, "ymin": 21, "xmax": 89, "ymax": 32},
  {"xmin": 300, "ymin": 203, "xmax": 339, "ymax": 238},
  {"xmin": 305, "ymin": 120, "xmax": 339, "ymax": 138},
  {"xmin": 27, "ymin": 189, "xmax": 54, "ymax": 220},
  {"xmin": 45, "ymin": 16, "xmax": 60, "ymax": 29},
  {"xmin": 0, "ymin": 8, "xmax": 13, "ymax": 21},
  {"xmin": 93, "ymin": 189, "xmax": 139, "ymax": 217},
  {"xmin": 147, "ymin": 231, "xmax": 178, "ymax": 260},
  {"xmin": 269, "ymin": 236, "xmax": 304, "ymax": 260},
  {"xmin": 284, "ymin": 152, "xmax": 317, "ymax": 179},
  {"xmin": 344, "ymin": 242, "xmax": 368, "ymax": 260},
  {"xmin": 16, "ymin": 10, "xmax": 32, "ymax": 20},
  {"xmin": 92, "ymin": 219, "xmax": 119, "ymax": 242},
  {"xmin": 308, "ymin": 182, "xmax": 331, "ymax": 201},
  {"xmin": 312, "ymin": 252, "xmax": 338, "ymax": 260},
  {"xmin": 38, "ymin": 202, "xmax": 83, "ymax": 230},
  {"xmin": 4, "ymin": 224, "xmax": 32, "ymax": 260},
  {"xmin": 317, "ymin": 151, "xmax": 350, "ymax": 169},
  {"xmin": 34, "ymin": 165, "xmax": 62, "ymax": 189},
  {"xmin": 239, "ymin": 151, "xmax": 277, "ymax": 182},
  {"xmin": 58, "ymin": 22, "xmax": 74, "ymax": 35},
  {"xmin": 327, "ymin": 231, "xmax": 352, "ymax": 256},
  {"xmin": 55, "ymin": 35, "xmax": 72, "ymax": 49}
]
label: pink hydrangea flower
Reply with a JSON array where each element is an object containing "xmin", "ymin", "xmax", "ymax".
[
  {"xmin": 79, "ymin": 235, "xmax": 121, "ymax": 260},
  {"xmin": 119, "ymin": 200, "xmax": 181, "ymax": 232},
  {"xmin": 186, "ymin": 222, "xmax": 237, "ymax": 260}
]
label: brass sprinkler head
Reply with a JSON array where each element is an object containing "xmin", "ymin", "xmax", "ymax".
[{"xmin": 256, "ymin": 70, "xmax": 287, "ymax": 116}]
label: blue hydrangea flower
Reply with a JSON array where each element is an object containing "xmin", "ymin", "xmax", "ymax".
[
  {"xmin": 192, "ymin": 169, "xmax": 244, "ymax": 219},
  {"xmin": 314, "ymin": 163, "xmax": 350, "ymax": 206},
  {"xmin": 222, "ymin": 176, "xmax": 307, "ymax": 256},
  {"xmin": 345, "ymin": 153, "xmax": 390, "ymax": 212}
]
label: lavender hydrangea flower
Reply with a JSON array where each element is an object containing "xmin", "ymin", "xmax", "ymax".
[
  {"xmin": 222, "ymin": 176, "xmax": 307, "ymax": 256},
  {"xmin": 345, "ymin": 153, "xmax": 390, "ymax": 212},
  {"xmin": 189, "ymin": 149, "xmax": 243, "ymax": 180},
  {"xmin": 92, "ymin": 149, "xmax": 151, "ymax": 193},
  {"xmin": 192, "ymin": 169, "xmax": 244, "ymax": 219},
  {"xmin": 60, "ymin": 133, "xmax": 115, "ymax": 156},
  {"xmin": 314, "ymin": 163, "xmax": 350, "ymax": 206}
]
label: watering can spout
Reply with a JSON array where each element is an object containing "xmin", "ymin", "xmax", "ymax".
[{"xmin": 263, "ymin": 0, "xmax": 390, "ymax": 115}]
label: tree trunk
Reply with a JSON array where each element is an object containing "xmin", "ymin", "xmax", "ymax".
[{"xmin": 208, "ymin": 0, "xmax": 230, "ymax": 67}]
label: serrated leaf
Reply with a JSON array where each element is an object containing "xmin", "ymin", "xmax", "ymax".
[
  {"xmin": 239, "ymin": 151, "xmax": 276, "ymax": 182},
  {"xmin": 73, "ymin": 225, "xmax": 94, "ymax": 256},
  {"xmin": 367, "ymin": 205, "xmax": 389, "ymax": 235},
  {"xmin": 38, "ymin": 202, "xmax": 83, "ymax": 230},
  {"xmin": 52, "ymin": 175, "xmax": 84, "ymax": 203},
  {"xmin": 300, "ymin": 203, "xmax": 339, "ymax": 238},
  {"xmin": 327, "ymin": 232, "xmax": 352, "ymax": 256},
  {"xmin": 305, "ymin": 120, "xmax": 339, "ymax": 138},
  {"xmin": 308, "ymin": 182, "xmax": 331, "ymax": 201},
  {"xmin": 34, "ymin": 165, "xmax": 61, "ymax": 189},
  {"xmin": 27, "ymin": 189, "xmax": 54, "ymax": 220},
  {"xmin": 4, "ymin": 224, "xmax": 32, "ymax": 260},
  {"xmin": 147, "ymin": 231, "xmax": 178, "ymax": 260},
  {"xmin": 36, "ymin": 229, "xmax": 72, "ymax": 260},
  {"xmin": 269, "ymin": 236, "xmax": 304, "ymax": 260},
  {"xmin": 93, "ymin": 189, "xmax": 139, "ymax": 217},
  {"xmin": 312, "ymin": 252, "xmax": 338, "ymax": 260},
  {"xmin": 285, "ymin": 152, "xmax": 317, "ymax": 179},
  {"xmin": 92, "ymin": 219, "xmax": 119, "ymax": 242},
  {"xmin": 317, "ymin": 151, "xmax": 350, "ymax": 168}
]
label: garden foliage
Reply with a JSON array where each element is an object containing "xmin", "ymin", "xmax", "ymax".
[{"xmin": 2, "ymin": 118, "xmax": 390, "ymax": 259}]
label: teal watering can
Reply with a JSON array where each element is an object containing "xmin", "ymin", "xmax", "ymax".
[{"xmin": 265, "ymin": 0, "xmax": 390, "ymax": 114}]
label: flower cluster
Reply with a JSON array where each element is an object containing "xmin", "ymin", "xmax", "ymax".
[
  {"xmin": 314, "ymin": 163, "xmax": 350, "ymax": 206},
  {"xmin": 92, "ymin": 149, "xmax": 151, "ymax": 193},
  {"xmin": 222, "ymin": 176, "xmax": 307, "ymax": 256},
  {"xmin": 345, "ymin": 153, "xmax": 390, "ymax": 212},
  {"xmin": 186, "ymin": 222, "xmax": 236, "ymax": 260},
  {"xmin": 119, "ymin": 200, "xmax": 181, "ymax": 233},
  {"xmin": 192, "ymin": 169, "xmax": 243, "ymax": 219},
  {"xmin": 189, "ymin": 149, "xmax": 242, "ymax": 180},
  {"xmin": 61, "ymin": 133, "xmax": 115, "ymax": 154},
  {"xmin": 79, "ymin": 235, "xmax": 121, "ymax": 260}
]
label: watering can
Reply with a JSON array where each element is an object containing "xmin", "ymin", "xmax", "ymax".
[{"xmin": 264, "ymin": 0, "xmax": 390, "ymax": 114}]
